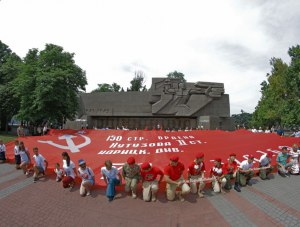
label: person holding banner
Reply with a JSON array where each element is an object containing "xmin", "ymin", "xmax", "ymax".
[
  {"xmin": 187, "ymin": 152, "xmax": 206, "ymax": 198},
  {"xmin": 289, "ymin": 144, "xmax": 300, "ymax": 175},
  {"xmin": 259, "ymin": 151, "xmax": 274, "ymax": 180},
  {"xmin": 276, "ymin": 147, "xmax": 292, "ymax": 177},
  {"xmin": 78, "ymin": 159, "xmax": 95, "ymax": 196},
  {"xmin": 210, "ymin": 158, "xmax": 226, "ymax": 193},
  {"xmin": 164, "ymin": 156, "xmax": 190, "ymax": 202},
  {"xmin": 101, "ymin": 160, "xmax": 122, "ymax": 202},
  {"xmin": 32, "ymin": 147, "xmax": 48, "ymax": 183},
  {"xmin": 61, "ymin": 152, "xmax": 77, "ymax": 190},
  {"xmin": 223, "ymin": 153, "xmax": 241, "ymax": 192},
  {"xmin": 237, "ymin": 155, "xmax": 255, "ymax": 187},
  {"xmin": 122, "ymin": 157, "xmax": 140, "ymax": 199},
  {"xmin": 140, "ymin": 162, "xmax": 164, "ymax": 202}
]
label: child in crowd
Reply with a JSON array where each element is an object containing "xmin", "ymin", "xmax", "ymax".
[
  {"xmin": 19, "ymin": 141, "xmax": 31, "ymax": 175},
  {"xmin": 0, "ymin": 139, "xmax": 6, "ymax": 163},
  {"xmin": 14, "ymin": 140, "xmax": 21, "ymax": 169},
  {"xmin": 32, "ymin": 147, "xmax": 48, "ymax": 183},
  {"xmin": 54, "ymin": 163, "xmax": 63, "ymax": 182},
  {"xmin": 78, "ymin": 159, "xmax": 95, "ymax": 196}
]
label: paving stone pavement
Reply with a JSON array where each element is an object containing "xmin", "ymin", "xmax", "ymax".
[{"xmin": 0, "ymin": 163, "xmax": 300, "ymax": 227}]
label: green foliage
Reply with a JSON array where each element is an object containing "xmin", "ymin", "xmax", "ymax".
[
  {"xmin": 252, "ymin": 46, "xmax": 300, "ymax": 128},
  {"xmin": 14, "ymin": 44, "xmax": 87, "ymax": 124},
  {"xmin": 92, "ymin": 82, "xmax": 121, "ymax": 92},
  {"xmin": 231, "ymin": 110, "xmax": 252, "ymax": 128},
  {"xmin": 129, "ymin": 70, "xmax": 147, "ymax": 91},
  {"xmin": 112, "ymin": 82, "xmax": 121, "ymax": 92},
  {"xmin": 166, "ymin": 71, "xmax": 186, "ymax": 83},
  {"xmin": 0, "ymin": 133, "xmax": 17, "ymax": 144},
  {"xmin": 0, "ymin": 40, "xmax": 12, "ymax": 68},
  {"xmin": 0, "ymin": 41, "xmax": 22, "ymax": 130}
]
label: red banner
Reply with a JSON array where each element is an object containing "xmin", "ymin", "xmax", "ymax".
[{"xmin": 5, "ymin": 129, "xmax": 299, "ymax": 186}]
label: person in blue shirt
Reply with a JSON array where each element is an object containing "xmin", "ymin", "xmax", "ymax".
[{"xmin": 276, "ymin": 147, "xmax": 292, "ymax": 177}]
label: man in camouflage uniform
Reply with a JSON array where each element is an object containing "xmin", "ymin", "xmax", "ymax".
[
  {"xmin": 259, "ymin": 151, "xmax": 274, "ymax": 180},
  {"xmin": 122, "ymin": 157, "xmax": 140, "ymax": 199}
]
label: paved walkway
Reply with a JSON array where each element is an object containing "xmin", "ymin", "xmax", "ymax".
[{"xmin": 0, "ymin": 163, "xmax": 300, "ymax": 227}]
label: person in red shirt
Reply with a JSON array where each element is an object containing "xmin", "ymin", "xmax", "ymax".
[
  {"xmin": 210, "ymin": 157, "xmax": 226, "ymax": 193},
  {"xmin": 140, "ymin": 162, "xmax": 164, "ymax": 202},
  {"xmin": 164, "ymin": 156, "xmax": 190, "ymax": 201},
  {"xmin": 187, "ymin": 152, "xmax": 206, "ymax": 198},
  {"xmin": 223, "ymin": 153, "xmax": 241, "ymax": 192}
]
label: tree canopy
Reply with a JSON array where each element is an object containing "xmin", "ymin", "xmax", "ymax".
[
  {"xmin": 128, "ymin": 70, "xmax": 147, "ymax": 91},
  {"xmin": 0, "ymin": 41, "xmax": 87, "ymax": 128},
  {"xmin": 0, "ymin": 41, "xmax": 22, "ymax": 130},
  {"xmin": 166, "ymin": 71, "xmax": 186, "ymax": 83},
  {"xmin": 252, "ymin": 45, "xmax": 300, "ymax": 128},
  {"xmin": 92, "ymin": 82, "xmax": 121, "ymax": 92},
  {"xmin": 231, "ymin": 110, "xmax": 252, "ymax": 129}
]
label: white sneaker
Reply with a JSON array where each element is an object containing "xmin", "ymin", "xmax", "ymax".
[
  {"xmin": 86, "ymin": 191, "xmax": 91, "ymax": 196},
  {"xmin": 151, "ymin": 197, "xmax": 157, "ymax": 202},
  {"xmin": 132, "ymin": 193, "xmax": 137, "ymax": 199},
  {"xmin": 25, "ymin": 171, "xmax": 29, "ymax": 176},
  {"xmin": 198, "ymin": 192, "xmax": 204, "ymax": 198},
  {"xmin": 178, "ymin": 194, "xmax": 185, "ymax": 202}
]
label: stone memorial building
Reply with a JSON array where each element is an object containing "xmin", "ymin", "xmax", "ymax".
[{"xmin": 66, "ymin": 78, "xmax": 233, "ymax": 130}]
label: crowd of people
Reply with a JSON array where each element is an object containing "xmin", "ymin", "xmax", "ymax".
[
  {"xmin": 16, "ymin": 124, "xmax": 50, "ymax": 137},
  {"xmin": 1, "ymin": 140, "xmax": 300, "ymax": 202}
]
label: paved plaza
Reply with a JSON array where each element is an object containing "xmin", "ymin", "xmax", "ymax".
[{"xmin": 0, "ymin": 163, "xmax": 300, "ymax": 227}]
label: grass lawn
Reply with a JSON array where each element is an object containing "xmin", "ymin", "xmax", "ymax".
[{"xmin": 0, "ymin": 134, "xmax": 17, "ymax": 144}]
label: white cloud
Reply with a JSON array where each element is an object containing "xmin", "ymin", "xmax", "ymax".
[{"xmin": 1, "ymin": 0, "xmax": 299, "ymax": 114}]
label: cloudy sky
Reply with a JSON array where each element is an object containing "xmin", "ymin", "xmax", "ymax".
[{"xmin": 1, "ymin": 0, "xmax": 299, "ymax": 114}]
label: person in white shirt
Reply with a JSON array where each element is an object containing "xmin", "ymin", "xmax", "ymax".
[
  {"xmin": 209, "ymin": 157, "xmax": 226, "ymax": 193},
  {"xmin": 32, "ymin": 147, "xmax": 48, "ymax": 183},
  {"xmin": 0, "ymin": 139, "xmax": 6, "ymax": 163},
  {"xmin": 17, "ymin": 125, "xmax": 25, "ymax": 137},
  {"xmin": 101, "ymin": 160, "xmax": 122, "ymax": 202},
  {"xmin": 237, "ymin": 155, "xmax": 255, "ymax": 186},
  {"xmin": 14, "ymin": 140, "xmax": 21, "ymax": 169},
  {"xmin": 259, "ymin": 151, "xmax": 274, "ymax": 180},
  {"xmin": 77, "ymin": 159, "xmax": 95, "ymax": 196},
  {"xmin": 61, "ymin": 152, "xmax": 77, "ymax": 190},
  {"xmin": 43, "ymin": 125, "xmax": 48, "ymax": 135},
  {"xmin": 37, "ymin": 126, "xmax": 42, "ymax": 136},
  {"xmin": 251, "ymin": 128, "xmax": 257, "ymax": 133},
  {"xmin": 19, "ymin": 141, "xmax": 31, "ymax": 175},
  {"xmin": 258, "ymin": 127, "xmax": 264, "ymax": 133},
  {"xmin": 289, "ymin": 144, "xmax": 300, "ymax": 174},
  {"xmin": 54, "ymin": 163, "xmax": 63, "ymax": 182}
]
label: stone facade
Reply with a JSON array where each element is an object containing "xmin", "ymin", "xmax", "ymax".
[{"xmin": 65, "ymin": 78, "xmax": 234, "ymax": 130}]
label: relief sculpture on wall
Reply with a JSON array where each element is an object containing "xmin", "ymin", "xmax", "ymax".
[{"xmin": 149, "ymin": 78, "xmax": 225, "ymax": 116}]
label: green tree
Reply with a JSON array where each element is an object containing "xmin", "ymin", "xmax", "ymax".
[
  {"xmin": 112, "ymin": 82, "xmax": 121, "ymax": 92},
  {"xmin": 252, "ymin": 46, "xmax": 300, "ymax": 128},
  {"xmin": 166, "ymin": 71, "xmax": 186, "ymax": 83},
  {"xmin": 92, "ymin": 82, "xmax": 121, "ymax": 92},
  {"xmin": 129, "ymin": 70, "xmax": 147, "ymax": 91},
  {"xmin": 231, "ymin": 110, "xmax": 252, "ymax": 129},
  {"xmin": 14, "ymin": 49, "xmax": 39, "ymax": 123},
  {"xmin": 92, "ymin": 83, "xmax": 113, "ymax": 92},
  {"xmin": 15, "ymin": 44, "xmax": 87, "ymax": 125},
  {"xmin": 0, "ymin": 40, "xmax": 12, "ymax": 69},
  {"xmin": 0, "ymin": 41, "xmax": 22, "ymax": 131},
  {"xmin": 0, "ymin": 54, "xmax": 22, "ymax": 131}
]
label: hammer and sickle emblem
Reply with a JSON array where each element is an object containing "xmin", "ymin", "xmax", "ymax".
[{"xmin": 38, "ymin": 134, "xmax": 91, "ymax": 153}]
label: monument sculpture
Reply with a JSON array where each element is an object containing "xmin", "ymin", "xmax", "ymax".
[{"xmin": 66, "ymin": 78, "xmax": 233, "ymax": 130}]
